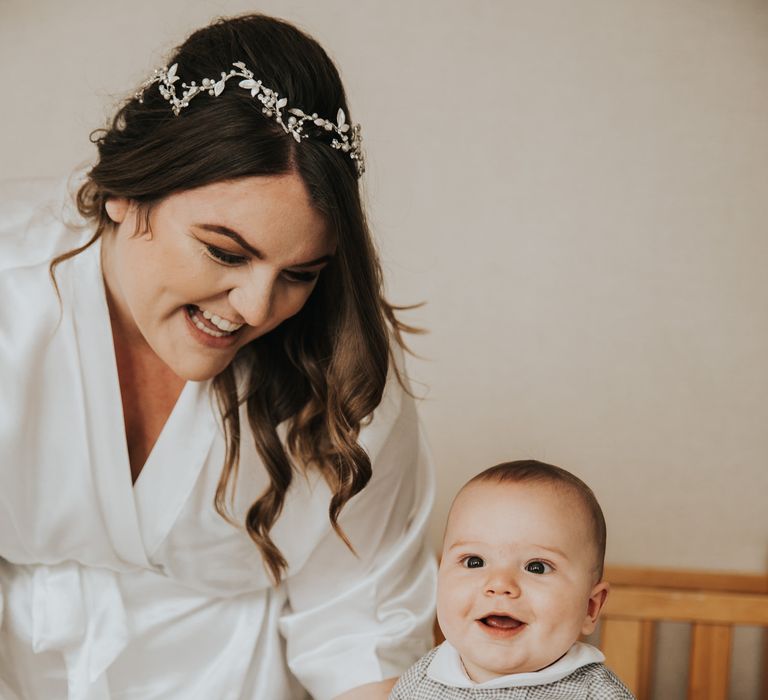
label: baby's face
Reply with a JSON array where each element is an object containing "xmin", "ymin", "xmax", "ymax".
[{"xmin": 436, "ymin": 480, "xmax": 608, "ymax": 682}]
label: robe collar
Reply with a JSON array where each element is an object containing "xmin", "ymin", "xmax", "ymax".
[{"xmin": 69, "ymin": 238, "xmax": 217, "ymax": 565}]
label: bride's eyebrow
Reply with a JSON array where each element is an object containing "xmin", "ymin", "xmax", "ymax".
[
  {"xmin": 193, "ymin": 223, "xmax": 334, "ymax": 267},
  {"xmin": 193, "ymin": 223, "xmax": 264, "ymax": 258}
]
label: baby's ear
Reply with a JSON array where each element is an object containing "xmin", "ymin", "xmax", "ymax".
[{"xmin": 581, "ymin": 581, "xmax": 610, "ymax": 636}]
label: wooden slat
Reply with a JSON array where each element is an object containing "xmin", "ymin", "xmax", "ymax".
[
  {"xmin": 605, "ymin": 566, "xmax": 768, "ymax": 594},
  {"xmin": 635, "ymin": 621, "xmax": 655, "ymax": 700},
  {"xmin": 604, "ymin": 586, "xmax": 768, "ymax": 626},
  {"xmin": 762, "ymin": 628, "xmax": 768, "ymax": 700},
  {"xmin": 687, "ymin": 624, "xmax": 732, "ymax": 700},
  {"xmin": 600, "ymin": 618, "xmax": 653, "ymax": 696}
]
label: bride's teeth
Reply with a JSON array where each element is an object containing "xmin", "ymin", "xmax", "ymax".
[
  {"xmin": 192, "ymin": 307, "xmax": 244, "ymax": 334},
  {"xmin": 211, "ymin": 314, "xmax": 241, "ymax": 332},
  {"xmin": 192, "ymin": 315, "xmax": 225, "ymax": 337}
]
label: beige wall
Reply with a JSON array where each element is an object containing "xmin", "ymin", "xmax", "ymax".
[{"xmin": 2, "ymin": 0, "xmax": 766, "ymax": 695}]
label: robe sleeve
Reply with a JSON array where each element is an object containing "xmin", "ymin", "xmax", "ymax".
[{"xmin": 278, "ymin": 352, "xmax": 437, "ymax": 700}]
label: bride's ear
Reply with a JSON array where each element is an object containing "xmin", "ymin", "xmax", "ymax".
[{"xmin": 105, "ymin": 197, "xmax": 131, "ymax": 224}]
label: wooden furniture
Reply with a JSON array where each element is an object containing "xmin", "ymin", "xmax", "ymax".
[{"xmin": 599, "ymin": 566, "xmax": 768, "ymax": 699}]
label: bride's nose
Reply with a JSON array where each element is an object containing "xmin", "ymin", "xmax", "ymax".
[{"xmin": 228, "ymin": 270, "xmax": 276, "ymax": 328}]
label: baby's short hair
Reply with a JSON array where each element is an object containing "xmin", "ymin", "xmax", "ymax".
[{"xmin": 467, "ymin": 460, "xmax": 607, "ymax": 580}]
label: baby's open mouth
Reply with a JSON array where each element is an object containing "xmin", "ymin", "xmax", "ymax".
[{"xmin": 479, "ymin": 615, "xmax": 524, "ymax": 630}]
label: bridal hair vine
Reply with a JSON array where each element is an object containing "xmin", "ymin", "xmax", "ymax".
[{"xmin": 137, "ymin": 61, "xmax": 365, "ymax": 176}]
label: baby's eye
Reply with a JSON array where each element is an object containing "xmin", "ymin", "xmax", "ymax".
[
  {"xmin": 205, "ymin": 245, "xmax": 248, "ymax": 266},
  {"xmin": 462, "ymin": 555, "xmax": 485, "ymax": 569},
  {"xmin": 525, "ymin": 561, "xmax": 553, "ymax": 575}
]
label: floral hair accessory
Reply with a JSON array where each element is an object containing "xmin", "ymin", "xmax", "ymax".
[{"xmin": 137, "ymin": 61, "xmax": 365, "ymax": 177}]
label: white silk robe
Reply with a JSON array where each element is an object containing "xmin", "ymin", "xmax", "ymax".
[{"xmin": 0, "ymin": 182, "xmax": 437, "ymax": 700}]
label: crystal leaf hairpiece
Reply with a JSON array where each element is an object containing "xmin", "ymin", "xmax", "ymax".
[{"xmin": 137, "ymin": 61, "xmax": 365, "ymax": 176}]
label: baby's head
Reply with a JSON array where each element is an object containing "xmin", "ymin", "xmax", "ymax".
[{"xmin": 437, "ymin": 460, "xmax": 609, "ymax": 683}]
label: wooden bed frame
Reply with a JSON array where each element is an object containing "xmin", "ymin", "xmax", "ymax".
[{"xmin": 600, "ymin": 566, "xmax": 768, "ymax": 699}]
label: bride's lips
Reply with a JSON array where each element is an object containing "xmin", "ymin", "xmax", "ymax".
[{"xmin": 184, "ymin": 305, "xmax": 243, "ymax": 348}]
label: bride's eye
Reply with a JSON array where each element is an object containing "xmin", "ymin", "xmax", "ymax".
[
  {"xmin": 282, "ymin": 269, "xmax": 321, "ymax": 283},
  {"xmin": 205, "ymin": 245, "xmax": 247, "ymax": 266}
]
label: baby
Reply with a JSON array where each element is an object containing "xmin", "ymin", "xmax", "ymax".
[{"xmin": 391, "ymin": 460, "xmax": 634, "ymax": 699}]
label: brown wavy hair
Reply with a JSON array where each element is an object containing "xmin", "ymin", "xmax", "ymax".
[{"xmin": 51, "ymin": 14, "xmax": 415, "ymax": 582}]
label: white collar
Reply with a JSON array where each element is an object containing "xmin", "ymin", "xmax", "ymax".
[{"xmin": 426, "ymin": 641, "xmax": 604, "ymax": 689}]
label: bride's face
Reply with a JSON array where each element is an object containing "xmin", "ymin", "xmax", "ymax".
[{"xmin": 102, "ymin": 173, "xmax": 334, "ymax": 381}]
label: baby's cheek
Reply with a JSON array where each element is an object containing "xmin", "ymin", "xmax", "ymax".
[
  {"xmin": 437, "ymin": 575, "xmax": 472, "ymax": 632},
  {"xmin": 436, "ymin": 582, "xmax": 455, "ymax": 632}
]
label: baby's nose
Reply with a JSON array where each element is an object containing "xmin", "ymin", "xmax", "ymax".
[{"xmin": 484, "ymin": 571, "xmax": 522, "ymax": 597}]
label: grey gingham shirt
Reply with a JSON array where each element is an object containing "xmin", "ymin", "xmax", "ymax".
[{"xmin": 389, "ymin": 645, "xmax": 635, "ymax": 700}]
